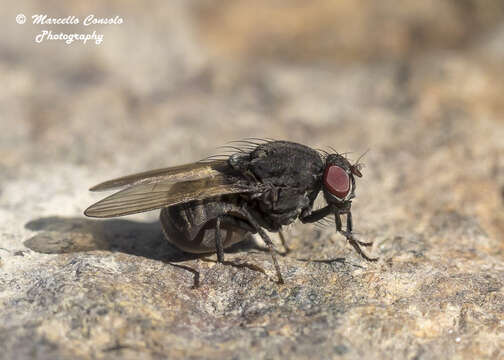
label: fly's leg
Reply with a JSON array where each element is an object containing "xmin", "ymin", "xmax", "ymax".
[
  {"xmin": 346, "ymin": 211, "xmax": 352, "ymax": 232},
  {"xmin": 278, "ymin": 231, "xmax": 290, "ymax": 255},
  {"xmin": 338, "ymin": 212, "xmax": 377, "ymax": 261},
  {"xmin": 343, "ymin": 212, "xmax": 373, "ymax": 247},
  {"xmin": 344, "ymin": 233, "xmax": 377, "ymax": 262},
  {"xmin": 215, "ymin": 216, "xmax": 225, "ymax": 263},
  {"xmin": 335, "ymin": 212, "xmax": 342, "ymax": 231},
  {"xmin": 299, "ymin": 205, "xmax": 332, "ymax": 224},
  {"xmin": 298, "ymin": 205, "xmax": 376, "ymax": 262},
  {"xmin": 242, "ymin": 207, "xmax": 284, "ymax": 284},
  {"xmin": 211, "ymin": 215, "xmax": 270, "ymax": 280}
]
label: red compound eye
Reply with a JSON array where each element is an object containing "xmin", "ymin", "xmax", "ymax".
[{"xmin": 324, "ymin": 165, "xmax": 350, "ymax": 199}]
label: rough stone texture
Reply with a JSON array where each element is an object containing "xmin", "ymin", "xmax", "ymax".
[{"xmin": 1, "ymin": 1, "xmax": 504, "ymax": 359}]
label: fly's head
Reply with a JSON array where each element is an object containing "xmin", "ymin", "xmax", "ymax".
[{"xmin": 322, "ymin": 153, "xmax": 363, "ymax": 212}]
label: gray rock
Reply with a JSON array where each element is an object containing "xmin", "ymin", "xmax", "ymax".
[{"xmin": 1, "ymin": 1, "xmax": 504, "ymax": 359}]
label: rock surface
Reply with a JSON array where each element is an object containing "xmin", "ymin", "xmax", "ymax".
[{"xmin": 1, "ymin": 1, "xmax": 504, "ymax": 359}]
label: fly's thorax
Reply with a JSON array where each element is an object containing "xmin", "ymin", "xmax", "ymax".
[
  {"xmin": 247, "ymin": 141, "xmax": 324, "ymax": 188},
  {"xmin": 228, "ymin": 141, "xmax": 326, "ymax": 230}
]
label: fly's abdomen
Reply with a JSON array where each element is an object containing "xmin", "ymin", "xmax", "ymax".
[{"xmin": 160, "ymin": 199, "xmax": 250, "ymax": 254}]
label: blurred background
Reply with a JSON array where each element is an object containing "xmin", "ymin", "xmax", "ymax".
[
  {"xmin": 1, "ymin": 1, "xmax": 504, "ymax": 359},
  {"xmin": 2, "ymin": 0, "xmax": 503, "ymax": 240}
]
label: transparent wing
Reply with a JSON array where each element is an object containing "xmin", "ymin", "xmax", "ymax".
[
  {"xmin": 85, "ymin": 174, "xmax": 258, "ymax": 218},
  {"xmin": 89, "ymin": 160, "xmax": 229, "ymax": 192}
]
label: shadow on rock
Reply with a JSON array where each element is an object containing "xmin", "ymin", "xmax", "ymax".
[
  {"xmin": 24, "ymin": 216, "xmax": 191, "ymax": 262},
  {"xmin": 24, "ymin": 216, "xmax": 259, "ymax": 263}
]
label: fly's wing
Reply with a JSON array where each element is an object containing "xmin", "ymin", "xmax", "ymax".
[
  {"xmin": 85, "ymin": 162, "xmax": 259, "ymax": 218},
  {"xmin": 89, "ymin": 160, "xmax": 229, "ymax": 191}
]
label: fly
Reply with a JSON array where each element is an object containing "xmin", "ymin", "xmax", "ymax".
[{"xmin": 85, "ymin": 140, "xmax": 376, "ymax": 284}]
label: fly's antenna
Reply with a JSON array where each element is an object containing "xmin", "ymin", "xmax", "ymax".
[
  {"xmin": 353, "ymin": 149, "xmax": 370, "ymax": 167},
  {"xmin": 351, "ymin": 149, "xmax": 370, "ymax": 177}
]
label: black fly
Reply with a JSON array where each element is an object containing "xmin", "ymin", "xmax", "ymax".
[{"xmin": 85, "ymin": 140, "xmax": 376, "ymax": 284}]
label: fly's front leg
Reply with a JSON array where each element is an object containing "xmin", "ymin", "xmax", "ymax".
[
  {"xmin": 344, "ymin": 211, "xmax": 373, "ymax": 247},
  {"xmin": 215, "ymin": 216, "xmax": 225, "ymax": 263},
  {"xmin": 338, "ymin": 211, "xmax": 377, "ymax": 261},
  {"xmin": 335, "ymin": 212, "xmax": 342, "ymax": 231},
  {"xmin": 299, "ymin": 205, "xmax": 376, "ymax": 262},
  {"xmin": 241, "ymin": 207, "xmax": 284, "ymax": 284},
  {"xmin": 299, "ymin": 205, "xmax": 332, "ymax": 224}
]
